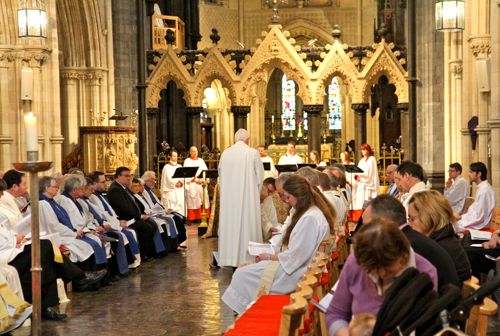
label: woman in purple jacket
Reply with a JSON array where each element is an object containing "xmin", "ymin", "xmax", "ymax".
[{"xmin": 325, "ymin": 219, "xmax": 438, "ymax": 336}]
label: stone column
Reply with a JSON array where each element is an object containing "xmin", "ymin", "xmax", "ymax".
[
  {"xmin": 396, "ymin": 103, "xmax": 409, "ymax": 160},
  {"xmin": 303, "ymin": 105, "xmax": 323, "ymax": 155},
  {"xmin": 231, "ymin": 106, "xmax": 250, "ymax": 132},
  {"xmin": 60, "ymin": 72, "xmax": 80, "ymax": 156},
  {"xmin": 488, "ymin": 1, "xmax": 500, "ymax": 202},
  {"xmin": 351, "ymin": 103, "xmax": 369, "ymax": 160},
  {"xmin": 186, "ymin": 107, "xmax": 203, "ymax": 150}
]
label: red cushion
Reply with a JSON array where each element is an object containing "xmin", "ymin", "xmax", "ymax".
[
  {"xmin": 320, "ymin": 272, "xmax": 330, "ymax": 286},
  {"xmin": 224, "ymin": 294, "xmax": 291, "ymax": 336}
]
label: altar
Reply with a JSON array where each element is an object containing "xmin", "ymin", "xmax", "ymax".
[{"xmin": 267, "ymin": 143, "xmax": 335, "ymax": 164}]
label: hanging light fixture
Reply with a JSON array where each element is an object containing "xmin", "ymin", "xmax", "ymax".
[
  {"xmin": 435, "ymin": 0, "xmax": 465, "ymax": 31},
  {"xmin": 18, "ymin": 0, "xmax": 47, "ymax": 38}
]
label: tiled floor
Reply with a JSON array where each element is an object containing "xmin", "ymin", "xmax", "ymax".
[
  {"xmin": 9, "ymin": 224, "xmax": 500, "ymax": 335},
  {"xmin": 12, "ymin": 226, "xmax": 235, "ymax": 336}
]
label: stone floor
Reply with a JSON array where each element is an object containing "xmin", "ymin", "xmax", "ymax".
[
  {"xmin": 11, "ymin": 226, "xmax": 235, "ymax": 336},
  {"xmin": 8, "ymin": 225, "xmax": 500, "ymax": 335}
]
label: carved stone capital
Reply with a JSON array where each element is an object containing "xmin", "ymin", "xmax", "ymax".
[
  {"xmin": 231, "ymin": 106, "xmax": 251, "ymax": 116},
  {"xmin": 185, "ymin": 106, "xmax": 204, "ymax": 117},
  {"xmin": 395, "ymin": 103, "xmax": 409, "ymax": 112},
  {"xmin": 468, "ymin": 35, "xmax": 491, "ymax": 57},
  {"xmin": 351, "ymin": 103, "xmax": 369, "ymax": 113},
  {"xmin": 19, "ymin": 47, "xmax": 51, "ymax": 67},
  {"xmin": 303, "ymin": 104, "xmax": 323, "ymax": 115},
  {"xmin": 0, "ymin": 50, "xmax": 16, "ymax": 67}
]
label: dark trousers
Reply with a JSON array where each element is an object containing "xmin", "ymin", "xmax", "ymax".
[
  {"xmin": 129, "ymin": 219, "xmax": 157, "ymax": 259},
  {"xmin": 9, "ymin": 240, "xmax": 59, "ymax": 309},
  {"xmin": 172, "ymin": 214, "xmax": 187, "ymax": 244}
]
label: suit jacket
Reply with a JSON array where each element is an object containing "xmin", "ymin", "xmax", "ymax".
[{"xmin": 107, "ymin": 181, "xmax": 142, "ymax": 221}]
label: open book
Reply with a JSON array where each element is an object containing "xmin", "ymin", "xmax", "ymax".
[
  {"xmin": 469, "ymin": 229, "xmax": 492, "ymax": 241},
  {"xmin": 247, "ymin": 241, "xmax": 275, "ymax": 256}
]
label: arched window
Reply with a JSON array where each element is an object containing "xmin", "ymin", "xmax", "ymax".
[
  {"xmin": 328, "ymin": 77, "xmax": 342, "ymax": 130},
  {"xmin": 282, "ymin": 74, "xmax": 296, "ymax": 131}
]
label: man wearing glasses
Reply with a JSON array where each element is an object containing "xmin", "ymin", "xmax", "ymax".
[{"xmin": 444, "ymin": 162, "xmax": 470, "ymax": 215}]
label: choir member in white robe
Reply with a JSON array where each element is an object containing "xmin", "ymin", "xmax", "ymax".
[
  {"xmin": 222, "ymin": 175, "xmax": 333, "ymax": 314},
  {"xmin": 278, "ymin": 141, "xmax": 303, "ymax": 165},
  {"xmin": 161, "ymin": 150, "xmax": 185, "ymax": 215},
  {"xmin": 218, "ymin": 129, "xmax": 264, "ymax": 267},
  {"xmin": 39, "ymin": 177, "xmax": 94, "ymax": 263},
  {"xmin": 353, "ymin": 144, "xmax": 379, "ymax": 210},
  {"xmin": 444, "ymin": 163, "xmax": 470, "ymax": 215},
  {"xmin": 258, "ymin": 145, "xmax": 278, "ymax": 179},
  {"xmin": 183, "ymin": 146, "xmax": 209, "ymax": 221}
]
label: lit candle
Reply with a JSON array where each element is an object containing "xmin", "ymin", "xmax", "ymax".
[
  {"xmin": 271, "ymin": 115, "xmax": 274, "ymax": 123},
  {"xmin": 24, "ymin": 112, "xmax": 38, "ymax": 152},
  {"xmin": 203, "ymin": 171, "xmax": 206, "ymax": 180}
]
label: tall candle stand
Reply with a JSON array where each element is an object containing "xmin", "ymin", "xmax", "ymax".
[
  {"xmin": 280, "ymin": 116, "xmax": 285, "ymax": 138},
  {"xmin": 198, "ymin": 174, "xmax": 208, "ymax": 236},
  {"xmin": 271, "ymin": 119, "xmax": 276, "ymax": 145},
  {"xmin": 13, "ymin": 151, "xmax": 53, "ymax": 336}
]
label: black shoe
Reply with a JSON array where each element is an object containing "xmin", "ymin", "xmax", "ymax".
[
  {"xmin": 76, "ymin": 269, "xmax": 107, "ymax": 288},
  {"xmin": 42, "ymin": 307, "xmax": 67, "ymax": 321}
]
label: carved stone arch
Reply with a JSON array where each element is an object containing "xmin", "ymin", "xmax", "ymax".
[
  {"xmin": 316, "ymin": 68, "xmax": 359, "ymax": 103},
  {"xmin": 147, "ymin": 72, "xmax": 191, "ymax": 109},
  {"xmin": 283, "ymin": 19, "xmax": 334, "ymax": 47},
  {"xmin": 193, "ymin": 71, "xmax": 237, "ymax": 107},
  {"xmin": 361, "ymin": 54, "xmax": 407, "ymax": 104},
  {"xmin": 240, "ymin": 57, "xmax": 311, "ymax": 105}
]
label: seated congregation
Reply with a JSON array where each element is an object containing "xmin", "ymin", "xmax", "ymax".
[
  {"xmin": 0, "ymin": 167, "xmax": 187, "ymax": 331},
  {"xmin": 222, "ymin": 157, "xmax": 500, "ymax": 336}
]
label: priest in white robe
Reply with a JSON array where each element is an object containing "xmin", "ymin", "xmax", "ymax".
[
  {"xmin": 161, "ymin": 150, "xmax": 185, "ymax": 215},
  {"xmin": 218, "ymin": 129, "xmax": 265, "ymax": 267},
  {"xmin": 183, "ymin": 146, "xmax": 209, "ymax": 221}
]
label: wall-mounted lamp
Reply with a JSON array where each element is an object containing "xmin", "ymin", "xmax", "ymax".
[
  {"xmin": 18, "ymin": 0, "xmax": 47, "ymax": 38},
  {"xmin": 435, "ymin": 0, "xmax": 464, "ymax": 31}
]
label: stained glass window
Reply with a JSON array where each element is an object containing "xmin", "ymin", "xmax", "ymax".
[
  {"xmin": 327, "ymin": 77, "xmax": 342, "ymax": 130},
  {"xmin": 282, "ymin": 74, "xmax": 296, "ymax": 131}
]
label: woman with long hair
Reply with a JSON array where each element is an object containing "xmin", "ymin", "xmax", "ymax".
[
  {"xmin": 407, "ymin": 190, "xmax": 471, "ymax": 282},
  {"xmin": 222, "ymin": 175, "xmax": 334, "ymax": 314},
  {"xmin": 352, "ymin": 144, "xmax": 379, "ymax": 220},
  {"xmin": 309, "ymin": 150, "xmax": 326, "ymax": 167}
]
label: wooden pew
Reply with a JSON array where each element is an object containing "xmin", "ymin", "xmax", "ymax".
[{"xmin": 462, "ymin": 278, "xmax": 498, "ymax": 336}]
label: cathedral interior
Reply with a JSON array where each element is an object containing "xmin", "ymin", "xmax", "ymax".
[
  {"xmin": 0, "ymin": 0, "xmax": 498, "ymax": 197},
  {"xmin": 1, "ymin": 1, "xmax": 500, "ymax": 335}
]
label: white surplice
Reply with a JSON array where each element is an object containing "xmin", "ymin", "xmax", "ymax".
[
  {"xmin": 277, "ymin": 154, "xmax": 303, "ymax": 165},
  {"xmin": 353, "ymin": 156, "xmax": 379, "ymax": 210},
  {"xmin": 218, "ymin": 141, "xmax": 264, "ymax": 267},
  {"xmin": 261, "ymin": 195, "xmax": 279, "ymax": 241},
  {"xmin": 161, "ymin": 162, "xmax": 186, "ymax": 215},
  {"xmin": 39, "ymin": 200, "xmax": 94, "ymax": 263},
  {"xmin": 183, "ymin": 157, "xmax": 209, "ymax": 210},
  {"xmin": 444, "ymin": 176, "xmax": 470, "ymax": 215},
  {"xmin": 260, "ymin": 156, "xmax": 278, "ymax": 179},
  {"xmin": 457, "ymin": 180, "xmax": 497, "ymax": 231},
  {"xmin": 222, "ymin": 206, "xmax": 330, "ymax": 314}
]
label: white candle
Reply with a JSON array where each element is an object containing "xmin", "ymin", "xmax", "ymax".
[
  {"xmin": 203, "ymin": 171, "xmax": 206, "ymax": 180},
  {"xmin": 24, "ymin": 112, "xmax": 38, "ymax": 152},
  {"xmin": 271, "ymin": 115, "xmax": 274, "ymax": 123}
]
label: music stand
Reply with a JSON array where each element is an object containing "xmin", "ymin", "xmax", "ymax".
[
  {"xmin": 263, "ymin": 162, "xmax": 271, "ymax": 171},
  {"xmin": 297, "ymin": 163, "xmax": 317, "ymax": 169},
  {"xmin": 197, "ymin": 169, "xmax": 219, "ymax": 179},
  {"xmin": 172, "ymin": 166, "xmax": 199, "ymax": 218},
  {"xmin": 275, "ymin": 164, "xmax": 298, "ymax": 174},
  {"xmin": 343, "ymin": 164, "xmax": 364, "ymax": 216}
]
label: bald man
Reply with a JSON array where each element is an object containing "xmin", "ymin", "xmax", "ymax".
[
  {"xmin": 385, "ymin": 164, "xmax": 399, "ymax": 197},
  {"xmin": 218, "ymin": 129, "xmax": 264, "ymax": 267},
  {"xmin": 183, "ymin": 146, "xmax": 209, "ymax": 221}
]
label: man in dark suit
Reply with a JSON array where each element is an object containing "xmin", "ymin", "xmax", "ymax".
[
  {"xmin": 107, "ymin": 167, "xmax": 158, "ymax": 260},
  {"xmin": 362, "ymin": 194, "xmax": 461, "ymax": 291}
]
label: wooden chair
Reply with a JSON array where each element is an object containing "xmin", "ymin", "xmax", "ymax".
[
  {"xmin": 279, "ymin": 282, "xmax": 313, "ymax": 336},
  {"xmin": 462, "ymin": 278, "xmax": 498, "ymax": 336},
  {"xmin": 489, "ymin": 207, "xmax": 500, "ymax": 231}
]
